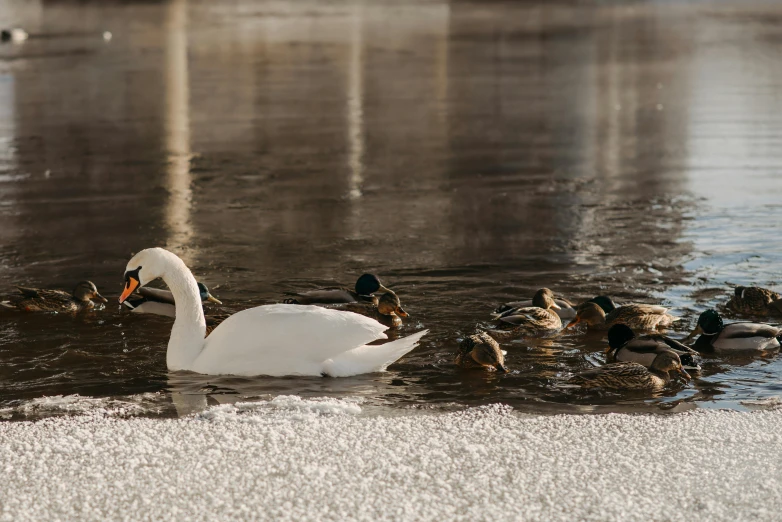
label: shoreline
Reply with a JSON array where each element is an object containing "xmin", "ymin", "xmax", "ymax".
[{"xmin": 1, "ymin": 397, "xmax": 781, "ymax": 521}]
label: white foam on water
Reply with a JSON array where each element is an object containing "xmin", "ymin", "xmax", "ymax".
[
  {"xmin": 1, "ymin": 400, "xmax": 782, "ymax": 521},
  {"xmin": 10, "ymin": 393, "xmax": 162, "ymax": 419}
]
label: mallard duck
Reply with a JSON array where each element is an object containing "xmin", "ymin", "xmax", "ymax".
[
  {"xmin": 569, "ymin": 350, "xmax": 690, "ymax": 391},
  {"xmin": 493, "ymin": 294, "xmax": 576, "ymax": 320},
  {"xmin": 725, "ymin": 286, "xmax": 782, "ymax": 317},
  {"xmin": 566, "ymin": 298, "xmax": 678, "ymax": 331},
  {"xmin": 605, "ymin": 324, "xmax": 701, "ymax": 371},
  {"xmin": 1, "ymin": 281, "xmax": 107, "ymax": 312},
  {"xmin": 337, "ymin": 291, "xmax": 408, "ymax": 328},
  {"xmin": 282, "ymin": 274, "xmax": 390, "ymax": 305},
  {"xmin": 684, "ymin": 309, "xmax": 782, "ymax": 354},
  {"xmin": 122, "ymin": 282, "xmax": 222, "ymax": 317},
  {"xmin": 455, "ymin": 332, "xmax": 508, "ymax": 372},
  {"xmin": 117, "ymin": 248, "xmax": 428, "ymax": 377},
  {"xmin": 489, "ymin": 288, "xmax": 563, "ymax": 339}
]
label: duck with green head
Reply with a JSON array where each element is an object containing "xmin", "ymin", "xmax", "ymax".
[
  {"xmin": 569, "ymin": 350, "xmax": 690, "ymax": 391},
  {"xmin": 456, "ymin": 332, "xmax": 508, "ymax": 372},
  {"xmin": 1, "ymin": 281, "xmax": 107, "ymax": 313},
  {"xmin": 489, "ymin": 288, "xmax": 563, "ymax": 340},
  {"xmin": 567, "ymin": 296, "xmax": 678, "ymax": 332},
  {"xmin": 338, "ymin": 291, "xmax": 408, "ymax": 328},
  {"xmin": 605, "ymin": 324, "xmax": 701, "ymax": 371},
  {"xmin": 283, "ymin": 274, "xmax": 390, "ymax": 305},
  {"xmin": 122, "ymin": 282, "xmax": 222, "ymax": 317},
  {"xmin": 725, "ymin": 286, "xmax": 782, "ymax": 317},
  {"xmin": 684, "ymin": 309, "xmax": 782, "ymax": 354}
]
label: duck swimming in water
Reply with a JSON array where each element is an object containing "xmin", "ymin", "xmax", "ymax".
[
  {"xmin": 725, "ymin": 286, "xmax": 782, "ymax": 317},
  {"xmin": 569, "ymin": 350, "xmax": 690, "ymax": 391},
  {"xmin": 338, "ymin": 291, "xmax": 408, "ymax": 328},
  {"xmin": 684, "ymin": 309, "xmax": 782, "ymax": 354},
  {"xmin": 605, "ymin": 324, "xmax": 701, "ymax": 371},
  {"xmin": 122, "ymin": 282, "xmax": 222, "ymax": 317},
  {"xmin": 493, "ymin": 293, "xmax": 576, "ymax": 320},
  {"xmin": 567, "ymin": 296, "xmax": 678, "ymax": 332},
  {"xmin": 455, "ymin": 332, "xmax": 508, "ymax": 372},
  {"xmin": 283, "ymin": 274, "xmax": 390, "ymax": 305},
  {"xmin": 1, "ymin": 281, "xmax": 107, "ymax": 313},
  {"xmin": 489, "ymin": 288, "xmax": 563, "ymax": 339}
]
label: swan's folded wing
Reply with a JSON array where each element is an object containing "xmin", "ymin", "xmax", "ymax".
[
  {"xmin": 194, "ymin": 304, "xmax": 388, "ymax": 376},
  {"xmin": 322, "ymin": 330, "xmax": 428, "ymax": 377}
]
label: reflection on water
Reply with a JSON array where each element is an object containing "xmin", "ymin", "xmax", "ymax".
[{"xmin": 1, "ymin": 1, "xmax": 782, "ymax": 418}]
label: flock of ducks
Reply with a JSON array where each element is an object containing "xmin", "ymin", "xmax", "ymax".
[{"xmin": 1, "ymin": 248, "xmax": 781, "ymax": 390}]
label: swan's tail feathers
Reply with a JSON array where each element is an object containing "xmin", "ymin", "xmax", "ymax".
[{"xmin": 322, "ymin": 329, "xmax": 429, "ymax": 378}]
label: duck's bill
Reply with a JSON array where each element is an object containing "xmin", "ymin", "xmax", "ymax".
[
  {"xmin": 677, "ymin": 368, "xmax": 692, "ymax": 381},
  {"xmin": 566, "ymin": 317, "xmax": 581, "ymax": 329},
  {"xmin": 93, "ymin": 292, "xmax": 108, "ymax": 304},
  {"xmin": 119, "ymin": 278, "xmax": 139, "ymax": 304},
  {"xmin": 496, "ymin": 364, "xmax": 509, "ymax": 373},
  {"xmin": 395, "ymin": 306, "xmax": 409, "ymax": 318},
  {"xmin": 207, "ymin": 295, "xmax": 222, "ymax": 305},
  {"xmin": 551, "ymin": 302, "xmax": 562, "ymax": 310},
  {"xmin": 683, "ymin": 325, "xmax": 703, "ymax": 342}
]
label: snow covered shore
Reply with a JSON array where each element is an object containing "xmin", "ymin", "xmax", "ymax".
[{"xmin": 1, "ymin": 396, "xmax": 781, "ymax": 521}]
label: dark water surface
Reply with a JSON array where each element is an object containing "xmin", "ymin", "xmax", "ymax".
[{"xmin": 1, "ymin": 0, "xmax": 782, "ymax": 419}]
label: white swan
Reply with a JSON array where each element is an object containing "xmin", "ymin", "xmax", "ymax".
[{"xmin": 118, "ymin": 248, "xmax": 428, "ymax": 377}]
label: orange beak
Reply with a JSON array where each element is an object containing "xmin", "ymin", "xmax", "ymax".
[
  {"xmin": 396, "ymin": 306, "xmax": 409, "ymax": 318},
  {"xmin": 119, "ymin": 277, "xmax": 139, "ymax": 304},
  {"xmin": 566, "ymin": 316, "xmax": 581, "ymax": 329}
]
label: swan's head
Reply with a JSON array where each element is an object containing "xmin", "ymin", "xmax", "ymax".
[{"xmin": 119, "ymin": 248, "xmax": 179, "ymax": 304}]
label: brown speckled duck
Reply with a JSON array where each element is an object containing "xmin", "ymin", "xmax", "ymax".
[
  {"xmin": 1, "ymin": 281, "xmax": 107, "ymax": 313},
  {"xmin": 569, "ymin": 350, "xmax": 690, "ymax": 391},
  {"xmin": 489, "ymin": 288, "xmax": 563, "ymax": 339},
  {"xmin": 566, "ymin": 296, "xmax": 678, "ymax": 331},
  {"xmin": 337, "ymin": 291, "xmax": 408, "ymax": 328},
  {"xmin": 455, "ymin": 332, "xmax": 508, "ymax": 372},
  {"xmin": 725, "ymin": 286, "xmax": 782, "ymax": 317}
]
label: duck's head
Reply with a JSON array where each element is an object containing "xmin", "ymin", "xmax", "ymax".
[
  {"xmin": 355, "ymin": 273, "xmax": 390, "ymax": 296},
  {"xmin": 377, "ymin": 291, "xmax": 408, "ymax": 317},
  {"xmin": 607, "ymin": 324, "xmax": 635, "ymax": 350},
  {"xmin": 197, "ymin": 282, "xmax": 222, "ymax": 305},
  {"xmin": 469, "ymin": 338, "xmax": 508, "ymax": 373},
  {"xmin": 73, "ymin": 281, "xmax": 108, "ymax": 304},
  {"xmin": 119, "ymin": 248, "xmax": 176, "ymax": 304},
  {"xmin": 589, "ymin": 295, "xmax": 617, "ymax": 313},
  {"xmin": 652, "ymin": 350, "xmax": 691, "ymax": 381},
  {"xmin": 531, "ymin": 288, "xmax": 561, "ymax": 311},
  {"xmin": 566, "ymin": 302, "xmax": 606, "ymax": 328},
  {"xmin": 684, "ymin": 309, "xmax": 723, "ymax": 341}
]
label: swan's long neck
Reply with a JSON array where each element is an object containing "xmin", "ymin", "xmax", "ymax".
[{"xmin": 161, "ymin": 255, "xmax": 206, "ymax": 371}]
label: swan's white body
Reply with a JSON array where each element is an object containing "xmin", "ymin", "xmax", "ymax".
[{"xmin": 121, "ymin": 248, "xmax": 427, "ymax": 377}]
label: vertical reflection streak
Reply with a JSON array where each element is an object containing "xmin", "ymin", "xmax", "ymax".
[
  {"xmin": 165, "ymin": 0, "xmax": 193, "ymax": 264},
  {"xmin": 346, "ymin": 6, "xmax": 364, "ymax": 201}
]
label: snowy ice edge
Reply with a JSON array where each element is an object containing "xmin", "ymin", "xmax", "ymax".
[{"xmin": 3, "ymin": 392, "xmax": 782, "ymax": 422}]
